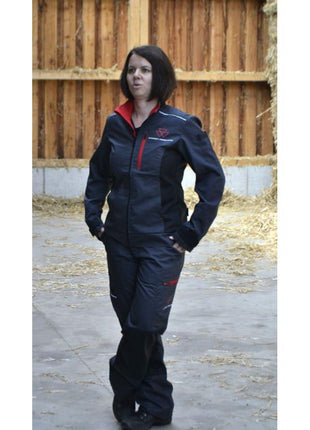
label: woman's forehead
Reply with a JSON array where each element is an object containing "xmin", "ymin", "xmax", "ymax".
[{"xmin": 128, "ymin": 53, "xmax": 152, "ymax": 68}]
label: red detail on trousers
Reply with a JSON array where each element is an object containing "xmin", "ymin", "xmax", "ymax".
[{"xmin": 163, "ymin": 278, "xmax": 179, "ymax": 286}]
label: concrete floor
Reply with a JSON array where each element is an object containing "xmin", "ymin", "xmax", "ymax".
[{"xmin": 33, "ymin": 210, "xmax": 277, "ymax": 430}]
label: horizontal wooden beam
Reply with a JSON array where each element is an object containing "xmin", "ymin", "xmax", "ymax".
[
  {"xmin": 32, "ymin": 155, "xmax": 276, "ymax": 168},
  {"xmin": 32, "ymin": 69, "xmax": 267, "ymax": 82},
  {"xmin": 175, "ymin": 70, "xmax": 267, "ymax": 82},
  {"xmin": 32, "ymin": 68, "xmax": 121, "ymax": 81}
]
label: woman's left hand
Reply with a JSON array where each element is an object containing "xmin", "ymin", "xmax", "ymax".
[{"xmin": 169, "ymin": 236, "xmax": 185, "ymax": 253}]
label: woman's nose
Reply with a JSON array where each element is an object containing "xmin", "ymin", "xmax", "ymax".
[{"xmin": 133, "ymin": 68, "xmax": 141, "ymax": 78}]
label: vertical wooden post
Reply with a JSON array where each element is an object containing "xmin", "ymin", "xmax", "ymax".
[
  {"xmin": 64, "ymin": 81, "xmax": 76, "ymax": 158},
  {"xmin": 155, "ymin": 0, "xmax": 169, "ymax": 55},
  {"xmin": 192, "ymin": 0, "xmax": 206, "ymax": 71},
  {"xmin": 33, "ymin": 81, "xmax": 39, "ymax": 158},
  {"xmin": 245, "ymin": 0, "xmax": 258, "ymax": 72},
  {"xmin": 82, "ymin": 0, "xmax": 95, "ymax": 69},
  {"xmin": 63, "ymin": 0, "xmax": 76, "ymax": 158},
  {"xmin": 100, "ymin": 0, "xmax": 114, "ymax": 68},
  {"xmin": 225, "ymin": 0, "xmax": 241, "ymax": 156},
  {"xmin": 242, "ymin": 83, "xmax": 257, "ymax": 156},
  {"xmin": 140, "ymin": 0, "xmax": 150, "ymax": 45},
  {"xmin": 128, "ymin": 0, "xmax": 140, "ymax": 50},
  {"xmin": 258, "ymin": 6, "xmax": 273, "ymax": 154},
  {"xmin": 82, "ymin": 0, "xmax": 96, "ymax": 158},
  {"xmin": 173, "ymin": 83, "xmax": 184, "ymax": 113},
  {"xmin": 242, "ymin": 0, "xmax": 258, "ymax": 156},
  {"xmin": 43, "ymin": 0, "xmax": 57, "ymax": 69},
  {"xmin": 257, "ymin": 1, "xmax": 269, "ymax": 71},
  {"xmin": 33, "ymin": 0, "xmax": 39, "ymax": 157},
  {"xmin": 115, "ymin": 0, "xmax": 129, "ymax": 67},
  {"xmin": 44, "ymin": 81, "xmax": 58, "ymax": 158},
  {"xmin": 75, "ymin": 0, "xmax": 83, "ymax": 158},
  {"xmin": 175, "ymin": 0, "xmax": 189, "ymax": 70},
  {"xmin": 209, "ymin": 0, "xmax": 224, "ymax": 155},
  {"xmin": 260, "ymin": 84, "xmax": 274, "ymax": 155},
  {"xmin": 33, "ymin": 0, "xmax": 38, "ymax": 69},
  {"xmin": 192, "ymin": 82, "xmax": 209, "ymax": 131},
  {"xmin": 97, "ymin": 0, "xmax": 114, "ymax": 147},
  {"xmin": 210, "ymin": 0, "xmax": 224, "ymax": 70},
  {"xmin": 63, "ymin": 0, "xmax": 76, "ymax": 68},
  {"xmin": 43, "ymin": 0, "xmax": 58, "ymax": 158},
  {"xmin": 128, "ymin": 0, "xmax": 150, "ymax": 51}
]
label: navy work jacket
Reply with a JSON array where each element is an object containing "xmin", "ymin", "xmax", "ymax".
[{"xmin": 84, "ymin": 100, "xmax": 225, "ymax": 252}]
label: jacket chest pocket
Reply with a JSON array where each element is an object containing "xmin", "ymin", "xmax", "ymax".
[{"xmin": 136, "ymin": 137, "xmax": 173, "ymax": 173}]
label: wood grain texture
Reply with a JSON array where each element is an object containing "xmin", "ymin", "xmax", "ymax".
[{"xmin": 32, "ymin": 0, "xmax": 274, "ymax": 159}]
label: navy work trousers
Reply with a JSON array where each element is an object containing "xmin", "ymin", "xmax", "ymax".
[{"xmin": 103, "ymin": 234, "xmax": 185, "ymax": 420}]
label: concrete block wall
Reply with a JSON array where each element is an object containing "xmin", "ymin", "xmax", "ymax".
[
  {"xmin": 32, "ymin": 156, "xmax": 276, "ymax": 198},
  {"xmin": 33, "ymin": 166, "xmax": 89, "ymax": 198}
]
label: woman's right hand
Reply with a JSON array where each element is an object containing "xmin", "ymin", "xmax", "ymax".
[{"xmin": 97, "ymin": 227, "xmax": 105, "ymax": 239}]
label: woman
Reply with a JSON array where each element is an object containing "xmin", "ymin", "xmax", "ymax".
[{"xmin": 84, "ymin": 45, "xmax": 225, "ymax": 430}]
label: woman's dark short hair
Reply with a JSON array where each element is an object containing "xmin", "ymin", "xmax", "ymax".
[{"xmin": 120, "ymin": 45, "xmax": 177, "ymax": 103}]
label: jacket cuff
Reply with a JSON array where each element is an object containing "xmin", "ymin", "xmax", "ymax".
[
  {"xmin": 173, "ymin": 225, "xmax": 200, "ymax": 252},
  {"xmin": 89, "ymin": 223, "xmax": 104, "ymax": 238}
]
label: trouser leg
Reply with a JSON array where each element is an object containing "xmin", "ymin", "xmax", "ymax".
[
  {"xmin": 104, "ymin": 237, "xmax": 139, "ymax": 403},
  {"xmin": 104, "ymin": 237, "xmax": 138, "ymax": 328},
  {"xmin": 109, "ymin": 328, "xmax": 157, "ymax": 401},
  {"xmin": 109, "ymin": 331, "xmax": 173, "ymax": 420},
  {"xmin": 135, "ymin": 334, "xmax": 173, "ymax": 420},
  {"xmin": 105, "ymin": 236, "xmax": 184, "ymax": 419},
  {"xmin": 123, "ymin": 242, "xmax": 184, "ymax": 419}
]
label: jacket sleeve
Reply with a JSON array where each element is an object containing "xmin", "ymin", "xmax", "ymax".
[
  {"xmin": 84, "ymin": 124, "xmax": 112, "ymax": 237},
  {"xmin": 173, "ymin": 116, "xmax": 225, "ymax": 252}
]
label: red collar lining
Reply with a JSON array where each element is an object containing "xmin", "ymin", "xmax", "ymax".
[{"xmin": 114, "ymin": 100, "xmax": 161, "ymax": 135}]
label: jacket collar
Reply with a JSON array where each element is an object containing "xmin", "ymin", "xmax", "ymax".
[{"xmin": 115, "ymin": 100, "xmax": 161, "ymax": 135}]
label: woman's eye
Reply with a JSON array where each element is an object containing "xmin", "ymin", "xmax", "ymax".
[{"xmin": 127, "ymin": 66, "xmax": 151, "ymax": 74}]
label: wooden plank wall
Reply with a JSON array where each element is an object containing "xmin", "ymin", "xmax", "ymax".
[
  {"xmin": 33, "ymin": 0, "xmax": 128, "ymax": 159},
  {"xmin": 32, "ymin": 0, "xmax": 274, "ymax": 159}
]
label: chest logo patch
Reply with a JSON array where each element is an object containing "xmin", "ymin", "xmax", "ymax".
[{"xmin": 156, "ymin": 128, "xmax": 169, "ymax": 138}]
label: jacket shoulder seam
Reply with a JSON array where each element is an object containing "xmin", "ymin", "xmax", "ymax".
[{"xmin": 158, "ymin": 110, "xmax": 187, "ymax": 122}]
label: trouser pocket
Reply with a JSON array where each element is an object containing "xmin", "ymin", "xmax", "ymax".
[{"xmin": 126, "ymin": 248, "xmax": 184, "ymax": 334}]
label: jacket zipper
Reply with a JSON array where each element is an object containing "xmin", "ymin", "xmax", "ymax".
[
  {"xmin": 137, "ymin": 133, "xmax": 148, "ymax": 170},
  {"xmin": 126, "ymin": 131, "xmax": 137, "ymax": 244}
]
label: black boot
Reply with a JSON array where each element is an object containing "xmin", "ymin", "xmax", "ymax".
[
  {"xmin": 121, "ymin": 408, "xmax": 171, "ymax": 430},
  {"xmin": 112, "ymin": 396, "xmax": 135, "ymax": 423}
]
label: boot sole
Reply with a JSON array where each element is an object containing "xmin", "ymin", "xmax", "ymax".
[{"xmin": 121, "ymin": 417, "xmax": 171, "ymax": 429}]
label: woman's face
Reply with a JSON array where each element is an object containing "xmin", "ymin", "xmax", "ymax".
[{"xmin": 126, "ymin": 53, "xmax": 153, "ymax": 101}]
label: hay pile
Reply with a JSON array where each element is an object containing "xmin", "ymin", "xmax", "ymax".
[
  {"xmin": 33, "ymin": 178, "xmax": 277, "ymax": 281},
  {"xmin": 183, "ymin": 179, "xmax": 277, "ymax": 281},
  {"xmin": 194, "ymin": 351, "xmax": 254, "ymax": 367},
  {"xmin": 33, "ymin": 196, "xmax": 84, "ymax": 219},
  {"xmin": 209, "ymin": 206, "xmax": 277, "ymax": 263},
  {"xmin": 263, "ymin": 0, "xmax": 277, "ymax": 149}
]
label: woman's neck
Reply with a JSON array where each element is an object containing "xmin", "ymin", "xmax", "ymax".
[{"xmin": 132, "ymin": 99, "xmax": 159, "ymax": 128}]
